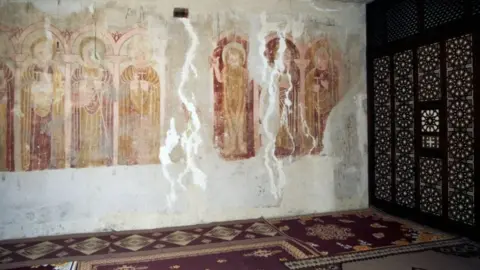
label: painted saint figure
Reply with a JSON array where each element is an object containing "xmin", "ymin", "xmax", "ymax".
[
  {"xmin": 119, "ymin": 36, "xmax": 161, "ymax": 165},
  {"xmin": 20, "ymin": 37, "xmax": 65, "ymax": 170},
  {"xmin": 268, "ymin": 40, "xmax": 300, "ymax": 157},
  {"xmin": 304, "ymin": 43, "xmax": 339, "ymax": 154},
  {"xmin": 71, "ymin": 37, "xmax": 114, "ymax": 168},
  {"xmin": 210, "ymin": 41, "xmax": 250, "ymax": 158},
  {"xmin": 0, "ymin": 62, "xmax": 14, "ymax": 171}
]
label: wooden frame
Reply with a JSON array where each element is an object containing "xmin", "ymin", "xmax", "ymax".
[{"xmin": 367, "ymin": 0, "xmax": 480, "ymax": 240}]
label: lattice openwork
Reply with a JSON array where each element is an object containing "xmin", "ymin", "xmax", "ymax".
[
  {"xmin": 418, "ymin": 43, "xmax": 441, "ymax": 101},
  {"xmin": 424, "ymin": 0, "xmax": 464, "ymax": 29},
  {"xmin": 368, "ymin": 0, "xmax": 479, "ymax": 238},
  {"xmin": 474, "ymin": 0, "xmax": 480, "ymax": 15},
  {"xmin": 387, "ymin": 0, "xmax": 419, "ymax": 42},
  {"xmin": 446, "ymin": 34, "xmax": 475, "ymax": 226},
  {"xmin": 421, "ymin": 109, "xmax": 440, "ymax": 132},
  {"xmin": 422, "ymin": 136, "xmax": 440, "ymax": 149},
  {"xmin": 374, "ymin": 56, "xmax": 393, "ymax": 202},
  {"xmin": 368, "ymin": 4, "xmax": 386, "ymax": 48},
  {"xmin": 394, "ymin": 50, "xmax": 415, "ymax": 208},
  {"xmin": 420, "ymin": 157, "xmax": 442, "ymax": 216}
]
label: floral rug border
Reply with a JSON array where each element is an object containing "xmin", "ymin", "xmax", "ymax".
[
  {"xmin": 77, "ymin": 240, "xmax": 308, "ymax": 270},
  {"xmin": 284, "ymin": 237, "xmax": 469, "ymax": 269}
]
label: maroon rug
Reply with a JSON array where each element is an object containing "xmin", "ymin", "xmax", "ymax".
[
  {"xmin": 0, "ymin": 219, "xmax": 281, "ymax": 269},
  {"xmin": 0, "ymin": 209, "xmax": 457, "ymax": 270},
  {"xmin": 76, "ymin": 240, "xmax": 308, "ymax": 270},
  {"xmin": 268, "ymin": 209, "xmax": 454, "ymax": 256},
  {"xmin": 11, "ymin": 262, "xmax": 77, "ymax": 270}
]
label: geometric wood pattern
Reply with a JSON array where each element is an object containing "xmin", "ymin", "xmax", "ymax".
[
  {"xmin": 394, "ymin": 50, "xmax": 415, "ymax": 208},
  {"xmin": 422, "ymin": 135, "xmax": 440, "ymax": 149},
  {"xmin": 425, "ymin": 0, "xmax": 464, "ymax": 29},
  {"xmin": 420, "ymin": 157, "xmax": 443, "ymax": 216},
  {"xmin": 374, "ymin": 56, "xmax": 393, "ymax": 202},
  {"xmin": 418, "ymin": 43, "xmax": 441, "ymax": 101},
  {"xmin": 421, "ymin": 109, "xmax": 440, "ymax": 132},
  {"xmin": 446, "ymin": 34, "xmax": 475, "ymax": 226},
  {"xmin": 368, "ymin": 0, "xmax": 480, "ymax": 240},
  {"xmin": 387, "ymin": 0, "xmax": 419, "ymax": 42}
]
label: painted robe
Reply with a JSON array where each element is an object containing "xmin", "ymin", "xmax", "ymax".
[
  {"xmin": 304, "ymin": 66, "xmax": 338, "ymax": 153},
  {"xmin": 275, "ymin": 66, "xmax": 300, "ymax": 157},
  {"xmin": 119, "ymin": 65, "xmax": 161, "ymax": 165},
  {"xmin": 222, "ymin": 65, "xmax": 249, "ymax": 157},
  {"xmin": 20, "ymin": 64, "xmax": 64, "ymax": 170},
  {"xmin": 0, "ymin": 63, "xmax": 14, "ymax": 171},
  {"xmin": 71, "ymin": 66, "xmax": 113, "ymax": 168}
]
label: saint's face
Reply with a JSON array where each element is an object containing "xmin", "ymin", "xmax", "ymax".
[
  {"xmin": 82, "ymin": 42, "xmax": 104, "ymax": 68},
  {"xmin": 315, "ymin": 49, "xmax": 329, "ymax": 71},
  {"xmin": 135, "ymin": 50, "xmax": 147, "ymax": 63},
  {"xmin": 227, "ymin": 50, "xmax": 242, "ymax": 68},
  {"xmin": 33, "ymin": 42, "xmax": 53, "ymax": 66},
  {"xmin": 133, "ymin": 47, "xmax": 153, "ymax": 68}
]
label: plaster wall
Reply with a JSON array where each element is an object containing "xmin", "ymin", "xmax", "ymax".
[{"xmin": 0, "ymin": 0, "xmax": 367, "ymax": 240}]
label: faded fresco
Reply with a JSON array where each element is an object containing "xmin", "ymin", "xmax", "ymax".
[
  {"xmin": 119, "ymin": 34, "xmax": 161, "ymax": 165},
  {"xmin": 0, "ymin": 62, "xmax": 14, "ymax": 171},
  {"xmin": 0, "ymin": 20, "xmax": 343, "ymax": 170},
  {"xmin": 210, "ymin": 33, "xmax": 256, "ymax": 161},
  {"xmin": 70, "ymin": 35, "xmax": 114, "ymax": 168},
  {"xmin": 0, "ymin": 21, "xmax": 169, "ymax": 171},
  {"xmin": 303, "ymin": 39, "xmax": 341, "ymax": 154},
  {"xmin": 265, "ymin": 36, "xmax": 301, "ymax": 157},
  {"xmin": 263, "ymin": 34, "xmax": 342, "ymax": 159},
  {"xmin": 20, "ymin": 31, "xmax": 66, "ymax": 171}
]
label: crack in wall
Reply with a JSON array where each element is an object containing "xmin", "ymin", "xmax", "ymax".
[
  {"xmin": 175, "ymin": 18, "xmax": 206, "ymax": 191},
  {"xmin": 159, "ymin": 118, "xmax": 183, "ymax": 208},
  {"xmin": 298, "ymin": 103, "xmax": 316, "ymax": 155},
  {"xmin": 258, "ymin": 13, "xmax": 298, "ymax": 200}
]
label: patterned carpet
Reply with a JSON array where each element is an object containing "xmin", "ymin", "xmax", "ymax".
[
  {"xmin": 285, "ymin": 241, "xmax": 480, "ymax": 269},
  {"xmin": 269, "ymin": 209, "xmax": 454, "ymax": 256},
  {"xmin": 77, "ymin": 240, "xmax": 309, "ymax": 270},
  {"xmin": 0, "ymin": 209, "xmax": 471, "ymax": 270},
  {"xmin": 0, "ymin": 219, "xmax": 281, "ymax": 269}
]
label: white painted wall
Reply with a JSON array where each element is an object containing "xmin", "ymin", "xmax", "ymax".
[{"xmin": 0, "ymin": 0, "xmax": 367, "ymax": 240}]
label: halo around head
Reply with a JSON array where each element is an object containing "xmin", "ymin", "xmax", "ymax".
[
  {"xmin": 79, "ymin": 36, "xmax": 106, "ymax": 61},
  {"xmin": 221, "ymin": 42, "xmax": 246, "ymax": 65},
  {"xmin": 315, "ymin": 46, "xmax": 329, "ymax": 59},
  {"xmin": 30, "ymin": 37, "xmax": 57, "ymax": 59},
  {"xmin": 127, "ymin": 35, "xmax": 153, "ymax": 60}
]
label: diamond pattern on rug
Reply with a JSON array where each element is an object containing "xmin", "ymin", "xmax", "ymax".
[
  {"xmin": 16, "ymin": 242, "xmax": 63, "ymax": 260},
  {"xmin": 160, "ymin": 231, "xmax": 201, "ymax": 246},
  {"xmin": 69, "ymin": 237, "xmax": 110, "ymax": 255},
  {"xmin": 204, "ymin": 226, "xmax": 242, "ymax": 241},
  {"xmin": 78, "ymin": 240, "xmax": 307, "ymax": 270},
  {"xmin": 8, "ymin": 261, "xmax": 78, "ymax": 270},
  {"xmin": 113, "ymin": 235, "xmax": 155, "ymax": 251},
  {"xmin": 0, "ymin": 219, "xmax": 280, "ymax": 268},
  {"xmin": 246, "ymin": 222, "xmax": 278, "ymax": 237},
  {"xmin": 0, "ymin": 247, "xmax": 11, "ymax": 257}
]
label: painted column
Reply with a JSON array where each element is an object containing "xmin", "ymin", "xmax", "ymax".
[{"xmin": 64, "ymin": 61, "xmax": 71, "ymax": 168}]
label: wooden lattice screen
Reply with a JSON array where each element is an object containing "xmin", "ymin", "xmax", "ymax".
[{"xmin": 367, "ymin": 0, "xmax": 480, "ymax": 240}]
